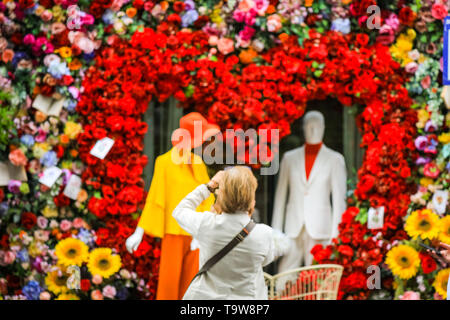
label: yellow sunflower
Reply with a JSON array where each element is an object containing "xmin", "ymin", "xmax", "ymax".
[
  {"xmin": 55, "ymin": 293, "xmax": 80, "ymax": 300},
  {"xmin": 439, "ymin": 216, "xmax": 450, "ymax": 244},
  {"xmin": 433, "ymin": 268, "xmax": 450, "ymax": 299},
  {"xmin": 405, "ymin": 209, "xmax": 440, "ymax": 240},
  {"xmin": 45, "ymin": 269, "xmax": 69, "ymax": 295},
  {"xmin": 55, "ymin": 238, "xmax": 89, "ymax": 267},
  {"xmin": 87, "ymin": 248, "xmax": 121, "ymax": 279},
  {"xmin": 386, "ymin": 245, "xmax": 420, "ymax": 280}
]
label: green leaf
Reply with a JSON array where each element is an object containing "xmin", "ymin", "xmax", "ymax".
[
  {"xmin": 313, "ymin": 70, "xmax": 323, "ymax": 77},
  {"xmin": 355, "ymin": 208, "xmax": 368, "ymax": 225}
]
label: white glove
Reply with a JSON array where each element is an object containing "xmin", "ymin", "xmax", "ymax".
[
  {"xmin": 125, "ymin": 227, "xmax": 144, "ymax": 254},
  {"xmin": 190, "ymin": 238, "xmax": 200, "ymax": 251}
]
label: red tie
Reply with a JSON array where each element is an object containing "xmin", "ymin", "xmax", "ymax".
[{"xmin": 305, "ymin": 142, "xmax": 322, "ymax": 181}]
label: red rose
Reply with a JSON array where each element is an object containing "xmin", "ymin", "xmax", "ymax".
[
  {"xmin": 54, "ymin": 192, "xmax": 70, "ymax": 207},
  {"xmin": 39, "ymin": 0, "xmax": 53, "ymax": 8},
  {"xmin": 357, "ymin": 174, "xmax": 375, "ymax": 196},
  {"xmin": 21, "ymin": 212, "xmax": 37, "ymax": 230},
  {"xmin": 355, "ymin": 34, "xmax": 369, "ymax": 47},
  {"xmin": 398, "ymin": 7, "xmax": 417, "ymax": 26},
  {"xmin": 133, "ymin": 0, "xmax": 145, "ymax": 9},
  {"xmin": 80, "ymin": 279, "xmax": 91, "ymax": 292},
  {"xmin": 173, "ymin": 1, "xmax": 185, "ymax": 12},
  {"xmin": 419, "ymin": 252, "xmax": 437, "ymax": 274},
  {"xmin": 338, "ymin": 245, "xmax": 354, "ymax": 257},
  {"xmin": 87, "ymin": 197, "xmax": 107, "ymax": 219},
  {"xmin": 167, "ymin": 13, "xmax": 181, "ymax": 25},
  {"xmin": 62, "ymin": 75, "xmax": 74, "ymax": 86},
  {"xmin": 18, "ymin": 0, "xmax": 35, "ymax": 9}
]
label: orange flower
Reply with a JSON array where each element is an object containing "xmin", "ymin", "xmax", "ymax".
[
  {"xmin": 342, "ymin": 0, "xmax": 352, "ymax": 5},
  {"xmin": 68, "ymin": 59, "xmax": 82, "ymax": 71},
  {"xmin": 279, "ymin": 33, "xmax": 289, "ymax": 43},
  {"xmin": 239, "ymin": 48, "xmax": 258, "ymax": 64},
  {"xmin": 57, "ymin": 46, "xmax": 72, "ymax": 58},
  {"xmin": 160, "ymin": 1, "xmax": 169, "ymax": 11},
  {"xmin": 266, "ymin": 4, "xmax": 276, "ymax": 14},
  {"xmin": 35, "ymin": 111, "xmax": 48, "ymax": 123},
  {"xmin": 2, "ymin": 49, "xmax": 14, "ymax": 63},
  {"xmin": 126, "ymin": 7, "xmax": 137, "ymax": 18},
  {"xmin": 70, "ymin": 149, "xmax": 79, "ymax": 158},
  {"xmin": 59, "ymin": 134, "xmax": 70, "ymax": 145},
  {"xmin": 77, "ymin": 189, "xmax": 88, "ymax": 203},
  {"xmin": 305, "ymin": 0, "xmax": 314, "ymax": 6}
]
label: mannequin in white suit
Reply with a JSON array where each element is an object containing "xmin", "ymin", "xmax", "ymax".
[{"xmin": 272, "ymin": 111, "xmax": 347, "ymax": 271}]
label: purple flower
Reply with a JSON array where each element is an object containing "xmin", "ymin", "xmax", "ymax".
[
  {"xmin": 424, "ymin": 120, "xmax": 437, "ymax": 132},
  {"xmin": 184, "ymin": 0, "xmax": 195, "ymax": 11},
  {"xmin": 22, "ymin": 281, "xmax": 42, "ymax": 300},
  {"xmin": 32, "ymin": 257, "xmax": 43, "ymax": 273},
  {"xmin": 7, "ymin": 180, "xmax": 22, "ymax": 194},
  {"xmin": 414, "ymin": 136, "xmax": 428, "ymax": 151},
  {"xmin": 415, "ymin": 157, "xmax": 431, "ymax": 165},
  {"xmin": 62, "ymin": 169, "xmax": 72, "ymax": 185},
  {"xmin": 181, "ymin": 9, "xmax": 199, "ymax": 27},
  {"xmin": 40, "ymin": 151, "xmax": 58, "ymax": 167},
  {"xmin": 20, "ymin": 134, "xmax": 35, "ymax": 147},
  {"xmin": 331, "ymin": 18, "xmax": 351, "ymax": 34}
]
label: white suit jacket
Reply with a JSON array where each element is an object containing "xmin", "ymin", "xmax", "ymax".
[
  {"xmin": 272, "ymin": 144, "xmax": 347, "ymax": 240},
  {"xmin": 173, "ymin": 184, "xmax": 290, "ymax": 300}
]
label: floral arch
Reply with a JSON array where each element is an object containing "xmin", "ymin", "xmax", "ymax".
[
  {"xmin": 77, "ymin": 26, "xmax": 417, "ymax": 300},
  {"xmin": 1, "ymin": 0, "xmax": 448, "ymax": 301}
]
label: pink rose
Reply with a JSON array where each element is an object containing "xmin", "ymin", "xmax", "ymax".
[
  {"xmin": 102, "ymin": 285, "xmax": 117, "ymax": 299},
  {"xmin": 92, "ymin": 274, "xmax": 103, "ymax": 285},
  {"xmin": 39, "ymin": 292, "xmax": 51, "ymax": 300},
  {"xmin": 267, "ymin": 14, "xmax": 282, "ymax": 32},
  {"xmin": 424, "ymin": 162, "xmax": 440, "ymax": 179},
  {"xmin": 254, "ymin": 0, "xmax": 269, "ymax": 16},
  {"xmin": 41, "ymin": 10, "xmax": 53, "ymax": 22},
  {"xmin": 421, "ymin": 75, "xmax": 431, "ymax": 89},
  {"xmin": 376, "ymin": 25, "xmax": 395, "ymax": 45},
  {"xmin": 239, "ymin": 26, "xmax": 256, "ymax": 41},
  {"xmin": 208, "ymin": 35, "xmax": 219, "ymax": 46},
  {"xmin": 405, "ymin": 62, "xmax": 418, "ymax": 74},
  {"xmin": 72, "ymin": 217, "xmax": 84, "ymax": 229},
  {"xmin": 91, "ymin": 289, "xmax": 104, "ymax": 300},
  {"xmin": 217, "ymin": 38, "xmax": 234, "ymax": 55},
  {"xmin": 233, "ymin": 10, "xmax": 246, "ymax": 23},
  {"xmin": 23, "ymin": 34, "xmax": 35, "ymax": 45},
  {"xmin": 9, "ymin": 148, "xmax": 28, "ymax": 167},
  {"xmin": 431, "ymin": 3, "xmax": 448, "ymax": 20},
  {"xmin": 385, "ymin": 13, "xmax": 400, "ymax": 31},
  {"xmin": 59, "ymin": 219, "xmax": 72, "ymax": 232},
  {"xmin": 51, "ymin": 23, "xmax": 66, "ymax": 35},
  {"xmin": 400, "ymin": 291, "xmax": 420, "ymax": 300},
  {"xmin": 37, "ymin": 216, "xmax": 48, "ymax": 229}
]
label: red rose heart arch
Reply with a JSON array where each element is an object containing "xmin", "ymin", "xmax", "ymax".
[{"xmin": 76, "ymin": 27, "xmax": 417, "ymax": 299}]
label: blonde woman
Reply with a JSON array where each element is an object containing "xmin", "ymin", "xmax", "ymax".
[{"xmin": 172, "ymin": 166, "xmax": 290, "ymax": 300}]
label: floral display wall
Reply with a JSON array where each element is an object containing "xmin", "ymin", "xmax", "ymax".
[{"xmin": 0, "ymin": 0, "xmax": 448, "ymax": 300}]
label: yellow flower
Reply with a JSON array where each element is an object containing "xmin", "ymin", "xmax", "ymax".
[
  {"xmin": 211, "ymin": 8, "xmax": 223, "ymax": 24},
  {"xmin": 41, "ymin": 206, "xmax": 58, "ymax": 218},
  {"xmin": 433, "ymin": 268, "xmax": 450, "ymax": 299},
  {"xmin": 438, "ymin": 133, "xmax": 450, "ymax": 144},
  {"xmin": 405, "ymin": 209, "xmax": 440, "ymax": 240},
  {"xmin": 56, "ymin": 46, "xmax": 72, "ymax": 59},
  {"xmin": 56, "ymin": 293, "xmax": 80, "ymax": 300},
  {"xmin": 32, "ymin": 142, "xmax": 50, "ymax": 159},
  {"xmin": 52, "ymin": 5, "xmax": 64, "ymax": 21},
  {"xmin": 439, "ymin": 216, "xmax": 450, "ymax": 244},
  {"xmin": 64, "ymin": 121, "xmax": 82, "ymax": 140},
  {"xmin": 35, "ymin": 5, "xmax": 45, "ymax": 16},
  {"xmin": 420, "ymin": 177, "xmax": 433, "ymax": 187},
  {"xmin": 88, "ymin": 248, "xmax": 121, "ymax": 279},
  {"xmin": 45, "ymin": 269, "xmax": 69, "ymax": 295},
  {"xmin": 55, "ymin": 238, "xmax": 89, "ymax": 267},
  {"xmin": 61, "ymin": 160, "xmax": 73, "ymax": 170},
  {"xmin": 386, "ymin": 245, "xmax": 420, "ymax": 280}
]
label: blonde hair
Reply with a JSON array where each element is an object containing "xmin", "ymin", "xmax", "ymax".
[{"xmin": 216, "ymin": 166, "xmax": 258, "ymax": 214}]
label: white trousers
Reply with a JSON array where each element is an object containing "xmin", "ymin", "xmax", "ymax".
[{"xmin": 278, "ymin": 226, "xmax": 328, "ymax": 273}]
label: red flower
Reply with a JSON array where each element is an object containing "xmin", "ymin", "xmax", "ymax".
[
  {"xmin": 21, "ymin": 212, "xmax": 37, "ymax": 230},
  {"xmin": 419, "ymin": 252, "xmax": 437, "ymax": 274},
  {"xmin": 173, "ymin": 1, "xmax": 185, "ymax": 12},
  {"xmin": 398, "ymin": 7, "xmax": 417, "ymax": 26}
]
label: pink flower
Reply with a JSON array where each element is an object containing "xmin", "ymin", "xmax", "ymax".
[
  {"xmin": 421, "ymin": 75, "xmax": 431, "ymax": 89},
  {"xmin": 385, "ymin": 13, "xmax": 400, "ymax": 31},
  {"xmin": 41, "ymin": 10, "xmax": 53, "ymax": 22},
  {"xmin": 3, "ymin": 251, "xmax": 16, "ymax": 265},
  {"xmin": 59, "ymin": 219, "xmax": 72, "ymax": 232},
  {"xmin": 267, "ymin": 14, "xmax": 282, "ymax": 32},
  {"xmin": 233, "ymin": 10, "xmax": 246, "ymax": 23},
  {"xmin": 92, "ymin": 274, "xmax": 103, "ymax": 285},
  {"xmin": 254, "ymin": 0, "xmax": 269, "ymax": 16},
  {"xmin": 81, "ymin": 14, "xmax": 95, "ymax": 26},
  {"xmin": 376, "ymin": 25, "xmax": 395, "ymax": 45},
  {"xmin": 91, "ymin": 289, "xmax": 104, "ymax": 300},
  {"xmin": 72, "ymin": 217, "xmax": 84, "ymax": 229},
  {"xmin": 23, "ymin": 34, "xmax": 36, "ymax": 45},
  {"xmin": 405, "ymin": 62, "xmax": 418, "ymax": 74},
  {"xmin": 37, "ymin": 216, "xmax": 48, "ymax": 229},
  {"xmin": 239, "ymin": 26, "xmax": 256, "ymax": 41},
  {"xmin": 400, "ymin": 291, "xmax": 420, "ymax": 300},
  {"xmin": 431, "ymin": 3, "xmax": 448, "ymax": 20},
  {"xmin": 35, "ymin": 128, "xmax": 47, "ymax": 143},
  {"xmin": 217, "ymin": 37, "xmax": 234, "ymax": 55},
  {"xmin": 9, "ymin": 148, "xmax": 28, "ymax": 167},
  {"xmin": 102, "ymin": 285, "xmax": 117, "ymax": 299},
  {"xmin": 423, "ymin": 162, "xmax": 440, "ymax": 179},
  {"xmin": 51, "ymin": 22, "xmax": 66, "ymax": 35},
  {"xmin": 40, "ymin": 291, "xmax": 51, "ymax": 300}
]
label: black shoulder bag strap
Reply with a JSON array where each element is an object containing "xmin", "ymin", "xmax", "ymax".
[{"xmin": 190, "ymin": 219, "xmax": 256, "ymax": 285}]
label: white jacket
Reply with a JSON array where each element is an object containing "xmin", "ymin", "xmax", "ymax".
[
  {"xmin": 173, "ymin": 184, "xmax": 290, "ymax": 300},
  {"xmin": 272, "ymin": 145, "xmax": 347, "ymax": 240}
]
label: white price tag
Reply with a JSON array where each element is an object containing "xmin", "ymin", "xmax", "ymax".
[
  {"xmin": 89, "ymin": 137, "xmax": 115, "ymax": 160},
  {"xmin": 39, "ymin": 166, "xmax": 63, "ymax": 188},
  {"xmin": 368, "ymin": 206, "xmax": 384, "ymax": 230},
  {"xmin": 63, "ymin": 174, "xmax": 82, "ymax": 200},
  {"xmin": 432, "ymin": 190, "xmax": 448, "ymax": 215}
]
